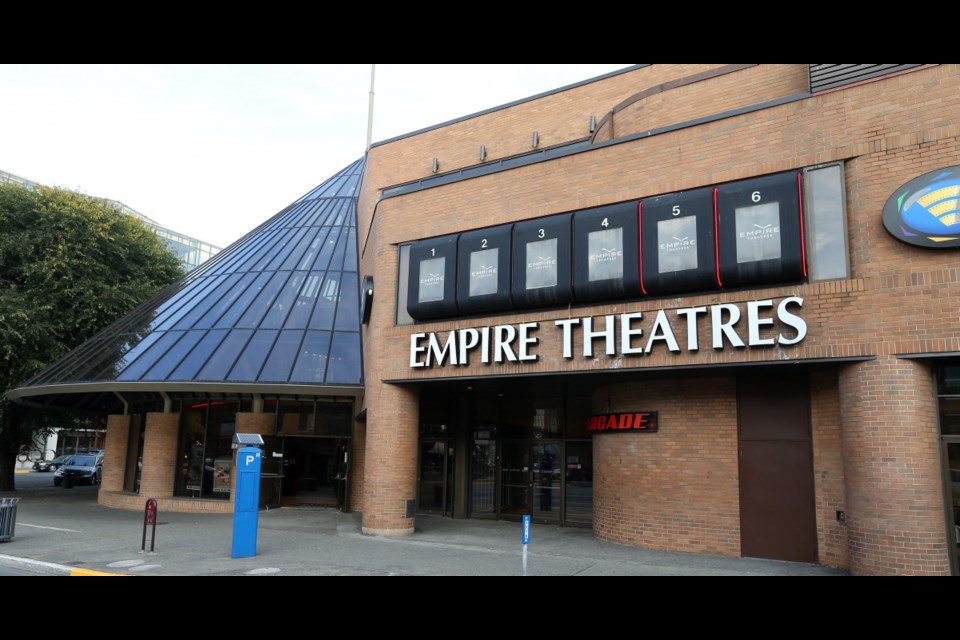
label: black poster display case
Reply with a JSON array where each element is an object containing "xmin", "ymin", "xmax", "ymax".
[
  {"xmin": 716, "ymin": 171, "xmax": 806, "ymax": 288},
  {"xmin": 639, "ymin": 187, "xmax": 719, "ymax": 295},
  {"xmin": 572, "ymin": 202, "xmax": 641, "ymax": 302},
  {"xmin": 511, "ymin": 213, "xmax": 573, "ymax": 309},
  {"xmin": 406, "ymin": 234, "xmax": 459, "ymax": 320},
  {"xmin": 457, "ymin": 225, "xmax": 514, "ymax": 315}
]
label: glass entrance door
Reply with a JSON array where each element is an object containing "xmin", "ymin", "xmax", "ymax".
[
  {"xmin": 946, "ymin": 442, "xmax": 960, "ymax": 574},
  {"xmin": 500, "ymin": 441, "xmax": 561, "ymax": 524},
  {"xmin": 418, "ymin": 440, "xmax": 454, "ymax": 515}
]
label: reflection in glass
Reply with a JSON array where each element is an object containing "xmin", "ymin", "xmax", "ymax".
[
  {"xmin": 259, "ymin": 330, "xmax": 303, "ymax": 382},
  {"xmin": 658, "ymin": 216, "xmax": 698, "ymax": 273},
  {"xmin": 939, "ymin": 397, "xmax": 960, "ymax": 435},
  {"xmin": 418, "ymin": 257, "xmax": 446, "ymax": 303},
  {"xmin": 525, "ymin": 238, "xmax": 558, "ymax": 289},
  {"xmin": 227, "ymin": 330, "xmax": 277, "ymax": 381},
  {"xmin": 326, "ymin": 332, "xmax": 362, "ymax": 385},
  {"xmin": 947, "ymin": 443, "xmax": 960, "ymax": 569},
  {"xmin": 735, "ymin": 202, "xmax": 782, "ymax": 263},
  {"xmin": 587, "ymin": 228, "xmax": 623, "ymax": 281},
  {"xmin": 141, "ymin": 331, "xmax": 206, "ymax": 381},
  {"xmin": 291, "ymin": 330, "xmax": 331, "ymax": 383},
  {"xmin": 564, "ymin": 441, "xmax": 593, "ymax": 525},
  {"xmin": 804, "ymin": 164, "xmax": 849, "ymax": 281},
  {"xmin": 197, "ymin": 329, "xmax": 252, "ymax": 380},
  {"xmin": 469, "ymin": 248, "xmax": 499, "ymax": 296}
]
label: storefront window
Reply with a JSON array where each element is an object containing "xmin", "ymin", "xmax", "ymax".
[{"xmin": 175, "ymin": 401, "xmax": 237, "ymax": 500}]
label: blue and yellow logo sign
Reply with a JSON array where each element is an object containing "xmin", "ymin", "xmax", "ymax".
[{"xmin": 883, "ymin": 166, "xmax": 960, "ymax": 248}]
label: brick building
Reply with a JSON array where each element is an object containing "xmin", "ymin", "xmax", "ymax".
[{"xmin": 11, "ymin": 64, "xmax": 960, "ymax": 576}]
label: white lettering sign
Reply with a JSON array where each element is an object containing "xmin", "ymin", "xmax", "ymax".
[{"xmin": 408, "ymin": 298, "xmax": 808, "ymax": 368}]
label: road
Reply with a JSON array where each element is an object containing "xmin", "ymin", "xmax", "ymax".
[{"xmin": 0, "ymin": 566, "xmax": 44, "ymax": 576}]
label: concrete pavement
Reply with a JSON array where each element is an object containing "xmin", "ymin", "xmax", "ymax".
[{"xmin": 0, "ymin": 477, "xmax": 847, "ymax": 576}]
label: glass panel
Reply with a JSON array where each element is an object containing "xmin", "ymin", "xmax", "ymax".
[
  {"xmin": 326, "ymin": 332, "xmax": 362, "ymax": 385},
  {"xmin": 419, "ymin": 390, "xmax": 452, "ymax": 437},
  {"xmin": 940, "ymin": 365, "xmax": 960, "ymax": 396},
  {"xmin": 116, "ymin": 331, "xmax": 183, "ymax": 381},
  {"xmin": 140, "ymin": 330, "xmax": 206, "ymax": 381},
  {"xmin": 279, "ymin": 401, "xmax": 314, "ymax": 436},
  {"xmin": 194, "ymin": 272, "xmax": 258, "ymax": 329},
  {"xmin": 397, "ymin": 244, "xmax": 414, "ymax": 326},
  {"xmin": 565, "ymin": 395, "xmax": 594, "ymax": 439},
  {"xmin": 280, "ymin": 228, "xmax": 321, "ymax": 271},
  {"xmin": 500, "ymin": 441, "xmax": 530, "ymax": 518},
  {"xmin": 804, "ymin": 164, "xmax": 849, "ymax": 281},
  {"xmin": 419, "ymin": 441, "xmax": 452, "ymax": 515},
  {"xmin": 197, "ymin": 329, "xmax": 252, "ymax": 380},
  {"xmin": 309, "ymin": 274, "xmax": 340, "ymax": 331},
  {"xmin": 471, "ymin": 435, "xmax": 497, "ymax": 518},
  {"xmin": 286, "ymin": 274, "xmax": 322, "ymax": 329},
  {"xmin": 227, "ymin": 330, "xmax": 278, "ymax": 381},
  {"xmin": 265, "ymin": 228, "xmax": 308, "ymax": 271},
  {"xmin": 260, "ymin": 272, "xmax": 307, "ymax": 329},
  {"xmin": 947, "ymin": 443, "xmax": 960, "ymax": 571},
  {"xmin": 417, "ymin": 257, "xmax": 446, "ymax": 303},
  {"xmin": 236, "ymin": 272, "xmax": 290, "ymax": 329},
  {"xmin": 587, "ymin": 227, "xmax": 623, "ymax": 281},
  {"xmin": 203, "ymin": 406, "xmax": 236, "ymax": 500},
  {"xmin": 469, "ymin": 248, "xmax": 499, "ymax": 297},
  {"xmin": 258, "ymin": 330, "xmax": 303, "ymax": 382},
  {"xmin": 313, "ymin": 227, "xmax": 342, "ymax": 272},
  {"xmin": 343, "ymin": 228, "xmax": 358, "ymax": 272},
  {"xmin": 565, "ymin": 441, "xmax": 593, "ymax": 525},
  {"xmin": 334, "ymin": 272, "xmax": 359, "ymax": 331},
  {"xmin": 214, "ymin": 272, "xmax": 274, "ymax": 329},
  {"xmin": 501, "ymin": 396, "xmax": 561, "ymax": 439},
  {"xmin": 295, "ymin": 226, "xmax": 331, "ymax": 271},
  {"xmin": 328, "ymin": 224, "xmax": 349, "ymax": 272},
  {"xmin": 153, "ymin": 275, "xmax": 226, "ymax": 331},
  {"xmin": 658, "ymin": 216, "xmax": 698, "ymax": 273},
  {"xmin": 735, "ymin": 202, "xmax": 782, "ymax": 263},
  {"xmin": 165, "ymin": 329, "xmax": 226, "ymax": 381},
  {"xmin": 525, "ymin": 238, "xmax": 558, "ymax": 289},
  {"xmin": 315, "ymin": 403, "xmax": 352, "ymax": 436},
  {"xmin": 172, "ymin": 273, "xmax": 240, "ymax": 330},
  {"xmin": 532, "ymin": 443, "xmax": 561, "ymax": 523},
  {"xmin": 290, "ymin": 330, "xmax": 331, "ymax": 383},
  {"xmin": 175, "ymin": 410, "xmax": 205, "ymax": 497},
  {"xmin": 939, "ymin": 398, "xmax": 960, "ymax": 436}
]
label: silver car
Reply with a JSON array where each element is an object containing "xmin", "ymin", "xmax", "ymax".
[{"xmin": 54, "ymin": 454, "xmax": 103, "ymax": 486}]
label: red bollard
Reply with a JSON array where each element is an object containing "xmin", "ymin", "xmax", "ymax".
[{"xmin": 142, "ymin": 499, "xmax": 157, "ymax": 553}]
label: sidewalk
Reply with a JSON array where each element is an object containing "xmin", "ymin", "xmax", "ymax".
[{"xmin": 0, "ymin": 484, "xmax": 847, "ymax": 576}]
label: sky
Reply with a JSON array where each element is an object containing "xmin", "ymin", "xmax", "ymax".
[{"xmin": 0, "ymin": 64, "xmax": 629, "ymax": 248}]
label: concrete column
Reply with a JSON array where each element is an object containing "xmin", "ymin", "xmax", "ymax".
[
  {"xmin": 839, "ymin": 356, "xmax": 950, "ymax": 575},
  {"xmin": 100, "ymin": 415, "xmax": 131, "ymax": 493},
  {"xmin": 231, "ymin": 412, "xmax": 276, "ymax": 503},
  {"xmin": 138, "ymin": 412, "xmax": 181, "ymax": 499},
  {"xmin": 362, "ymin": 384, "xmax": 419, "ymax": 536}
]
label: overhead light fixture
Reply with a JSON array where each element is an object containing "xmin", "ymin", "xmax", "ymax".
[
  {"xmin": 480, "ymin": 145, "xmax": 487, "ymax": 162},
  {"xmin": 532, "ymin": 131, "xmax": 539, "ymax": 148},
  {"xmin": 432, "ymin": 157, "xmax": 439, "ymax": 173},
  {"xmin": 589, "ymin": 115, "xmax": 597, "ymax": 133}
]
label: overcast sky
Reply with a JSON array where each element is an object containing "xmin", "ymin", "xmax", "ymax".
[{"xmin": 0, "ymin": 64, "xmax": 629, "ymax": 248}]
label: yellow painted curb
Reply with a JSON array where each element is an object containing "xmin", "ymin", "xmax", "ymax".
[
  {"xmin": 69, "ymin": 568, "xmax": 130, "ymax": 577},
  {"xmin": 14, "ymin": 470, "xmax": 30, "ymax": 475}
]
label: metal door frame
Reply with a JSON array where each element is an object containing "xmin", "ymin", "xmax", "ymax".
[{"xmin": 416, "ymin": 438, "xmax": 454, "ymax": 517}]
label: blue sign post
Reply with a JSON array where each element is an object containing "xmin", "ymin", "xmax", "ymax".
[
  {"xmin": 231, "ymin": 446, "xmax": 262, "ymax": 559},
  {"xmin": 522, "ymin": 514, "xmax": 531, "ymax": 576}
]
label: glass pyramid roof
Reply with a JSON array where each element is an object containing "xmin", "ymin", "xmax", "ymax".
[{"xmin": 10, "ymin": 159, "xmax": 365, "ymax": 409}]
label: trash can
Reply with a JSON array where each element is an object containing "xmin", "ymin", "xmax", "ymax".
[{"xmin": 0, "ymin": 497, "xmax": 21, "ymax": 542}]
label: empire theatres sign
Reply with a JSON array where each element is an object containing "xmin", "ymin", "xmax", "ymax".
[{"xmin": 409, "ymin": 297, "xmax": 807, "ymax": 368}]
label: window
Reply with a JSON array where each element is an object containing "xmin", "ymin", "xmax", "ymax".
[{"xmin": 803, "ymin": 163, "xmax": 850, "ymax": 281}]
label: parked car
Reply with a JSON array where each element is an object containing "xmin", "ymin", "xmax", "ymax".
[
  {"xmin": 34, "ymin": 455, "xmax": 69, "ymax": 473},
  {"xmin": 54, "ymin": 454, "xmax": 103, "ymax": 486}
]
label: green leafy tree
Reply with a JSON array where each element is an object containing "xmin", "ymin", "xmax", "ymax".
[{"xmin": 0, "ymin": 183, "xmax": 183, "ymax": 490}]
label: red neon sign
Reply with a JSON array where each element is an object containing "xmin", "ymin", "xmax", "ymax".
[{"xmin": 586, "ymin": 412, "xmax": 659, "ymax": 433}]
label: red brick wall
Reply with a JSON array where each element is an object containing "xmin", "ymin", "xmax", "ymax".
[
  {"xmin": 593, "ymin": 378, "xmax": 741, "ymax": 556},
  {"xmin": 350, "ymin": 421, "xmax": 366, "ymax": 512},
  {"xmin": 839, "ymin": 357, "xmax": 950, "ymax": 575},
  {"xmin": 100, "ymin": 414, "xmax": 130, "ymax": 495},
  {"xmin": 138, "ymin": 412, "xmax": 180, "ymax": 500},
  {"xmin": 360, "ymin": 384, "xmax": 419, "ymax": 535},
  {"xmin": 810, "ymin": 370, "xmax": 849, "ymax": 568}
]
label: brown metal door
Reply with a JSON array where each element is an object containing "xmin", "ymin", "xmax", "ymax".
[{"xmin": 738, "ymin": 375, "xmax": 817, "ymax": 563}]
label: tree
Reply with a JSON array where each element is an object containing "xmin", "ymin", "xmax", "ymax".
[{"xmin": 0, "ymin": 183, "xmax": 183, "ymax": 490}]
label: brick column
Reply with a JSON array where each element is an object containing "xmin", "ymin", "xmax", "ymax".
[
  {"xmin": 138, "ymin": 412, "xmax": 180, "ymax": 499},
  {"xmin": 839, "ymin": 357, "xmax": 950, "ymax": 575},
  {"xmin": 361, "ymin": 384, "xmax": 419, "ymax": 536},
  {"xmin": 100, "ymin": 414, "xmax": 131, "ymax": 493},
  {"xmin": 231, "ymin": 412, "xmax": 276, "ymax": 503},
  {"xmin": 350, "ymin": 421, "xmax": 366, "ymax": 512}
]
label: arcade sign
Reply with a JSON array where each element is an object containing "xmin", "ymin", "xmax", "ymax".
[{"xmin": 587, "ymin": 412, "xmax": 658, "ymax": 433}]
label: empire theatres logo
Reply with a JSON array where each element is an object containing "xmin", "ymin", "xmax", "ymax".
[
  {"xmin": 883, "ymin": 165, "xmax": 960, "ymax": 248},
  {"xmin": 660, "ymin": 235, "xmax": 696, "ymax": 253},
  {"xmin": 470, "ymin": 264, "xmax": 497, "ymax": 280},
  {"xmin": 528, "ymin": 255, "xmax": 557, "ymax": 270},
  {"xmin": 589, "ymin": 246, "xmax": 623, "ymax": 264},
  {"xmin": 740, "ymin": 223, "xmax": 780, "ymax": 239}
]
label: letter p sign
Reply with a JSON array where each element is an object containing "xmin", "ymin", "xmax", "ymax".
[{"xmin": 245, "ymin": 455, "xmax": 255, "ymax": 466}]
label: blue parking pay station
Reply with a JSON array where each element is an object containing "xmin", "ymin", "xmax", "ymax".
[{"xmin": 232, "ymin": 439, "xmax": 263, "ymax": 559}]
